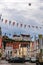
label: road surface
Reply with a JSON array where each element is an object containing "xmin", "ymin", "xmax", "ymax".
[{"xmin": 0, "ymin": 60, "xmax": 36, "ymax": 65}]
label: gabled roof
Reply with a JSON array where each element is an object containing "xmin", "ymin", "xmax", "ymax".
[
  {"xmin": 13, "ymin": 34, "xmax": 20, "ymax": 37},
  {"xmin": 20, "ymin": 34, "xmax": 30, "ymax": 37}
]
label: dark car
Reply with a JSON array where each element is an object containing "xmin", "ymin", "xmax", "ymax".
[
  {"xmin": 8, "ymin": 57, "xmax": 25, "ymax": 63},
  {"xmin": 1, "ymin": 56, "xmax": 6, "ymax": 60}
]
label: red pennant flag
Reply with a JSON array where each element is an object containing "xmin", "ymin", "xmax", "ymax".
[
  {"xmin": 20, "ymin": 24, "xmax": 23, "ymax": 27},
  {"xmin": 13, "ymin": 22, "xmax": 15, "ymax": 26},
  {"xmin": 5, "ymin": 19, "xmax": 7, "ymax": 24}
]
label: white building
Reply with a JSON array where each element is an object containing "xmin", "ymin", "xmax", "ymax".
[
  {"xmin": 12, "ymin": 34, "xmax": 31, "ymax": 41},
  {"xmin": 20, "ymin": 34, "xmax": 30, "ymax": 41},
  {"xmin": 12, "ymin": 35, "xmax": 22, "ymax": 41}
]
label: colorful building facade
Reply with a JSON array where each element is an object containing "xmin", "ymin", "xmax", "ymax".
[{"xmin": 5, "ymin": 34, "xmax": 31, "ymax": 58}]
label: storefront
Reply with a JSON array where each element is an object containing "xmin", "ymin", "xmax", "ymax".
[{"xmin": 5, "ymin": 41, "xmax": 30, "ymax": 58}]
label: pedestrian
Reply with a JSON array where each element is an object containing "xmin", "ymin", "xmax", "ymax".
[{"xmin": 36, "ymin": 56, "xmax": 39, "ymax": 65}]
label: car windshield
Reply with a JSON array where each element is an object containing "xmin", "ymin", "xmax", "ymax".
[
  {"xmin": 25, "ymin": 57, "xmax": 30, "ymax": 59},
  {"xmin": 31, "ymin": 57, "xmax": 36, "ymax": 59},
  {"xmin": 15, "ymin": 57, "xmax": 18, "ymax": 59}
]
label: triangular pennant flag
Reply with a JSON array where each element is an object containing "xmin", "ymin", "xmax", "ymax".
[
  {"xmin": 9, "ymin": 21, "xmax": 11, "ymax": 25},
  {"xmin": 5, "ymin": 33, "xmax": 6, "ymax": 36},
  {"xmin": 32, "ymin": 25, "xmax": 34, "ymax": 28},
  {"xmin": 20, "ymin": 24, "xmax": 23, "ymax": 27},
  {"xmin": 9, "ymin": 34, "xmax": 11, "ymax": 36},
  {"xmin": 1, "ymin": 18, "xmax": 3, "ymax": 22},
  {"xmin": 36, "ymin": 26, "xmax": 38, "ymax": 29},
  {"xmin": 5, "ymin": 19, "xmax": 7, "ymax": 24},
  {"xmin": 24, "ymin": 24, "xmax": 26, "ymax": 28},
  {"xmin": 17, "ymin": 23, "xmax": 19, "ymax": 27},
  {"xmin": 40, "ymin": 27, "xmax": 42, "ymax": 29},
  {"xmin": 13, "ymin": 22, "xmax": 15, "ymax": 26},
  {"xmin": 0, "ymin": 14, "xmax": 2, "ymax": 20},
  {"xmin": 28, "ymin": 25, "xmax": 30, "ymax": 28}
]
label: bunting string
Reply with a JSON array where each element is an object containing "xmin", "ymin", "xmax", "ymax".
[{"xmin": 0, "ymin": 17, "xmax": 42, "ymax": 29}]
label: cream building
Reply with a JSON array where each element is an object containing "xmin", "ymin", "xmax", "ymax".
[{"xmin": 12, "ymin": 34, "xmax": 31, "ymax": 57}]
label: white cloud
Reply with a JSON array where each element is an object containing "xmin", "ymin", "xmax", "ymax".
[
  {"xmin": 0, "ymin": 0, "xmax": 40, "ymax": 10},
  {"xmin": 0, "ymin": 0, "xmax": 39, "ymax": 2}
]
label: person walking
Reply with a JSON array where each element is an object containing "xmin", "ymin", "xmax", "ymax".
[{"xmin": 36, "ymin": 56, "xmax": 39, "ymax": 65}]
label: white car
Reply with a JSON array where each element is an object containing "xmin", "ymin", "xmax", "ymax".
[
  {"xmin": 30, "ymin": 57, "xmax": 36, "ymax": 63},
  {"xmin": 25, "ymin": 57, "xmax": 31, "ymax": 62}
]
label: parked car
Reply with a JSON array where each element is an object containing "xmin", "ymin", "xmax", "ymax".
[
  {"xmin": 1, "ymin": 55, "xmax": 6, "ymax": 60},
  {"xmin": 8, "ymin": 57, "xmax": 25, "ymax": 63},
  {"xmin": 30, "ymin": 57, "xmax": 37, "ymax": 63},
  {"xmin": 25, "ymin": 57, "xmax": 31, "ymax": 62}
]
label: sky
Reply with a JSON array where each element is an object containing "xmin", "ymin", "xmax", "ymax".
[{"xmin": 0, "ymin": 0, "xmax": 43, "ymax": 38}]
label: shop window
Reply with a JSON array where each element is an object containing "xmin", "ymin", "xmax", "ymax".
[
  {"xmin": 14, "ymin": 50, "xmax": 17, "ymax": 53},
  {"xmin": 10, "ymin": 51, "xmax": 12, "ymax": 54},
  {"xmin": 10, "ymin": 51, "xmax": 12, "ymax": 56},
  {"xmin": 21, "ymin": 44, "xmax": 28, "ymax": 47},
  {"xmin": 8, "ymin": 51, "xmax": 9, "ymax": 54}
]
